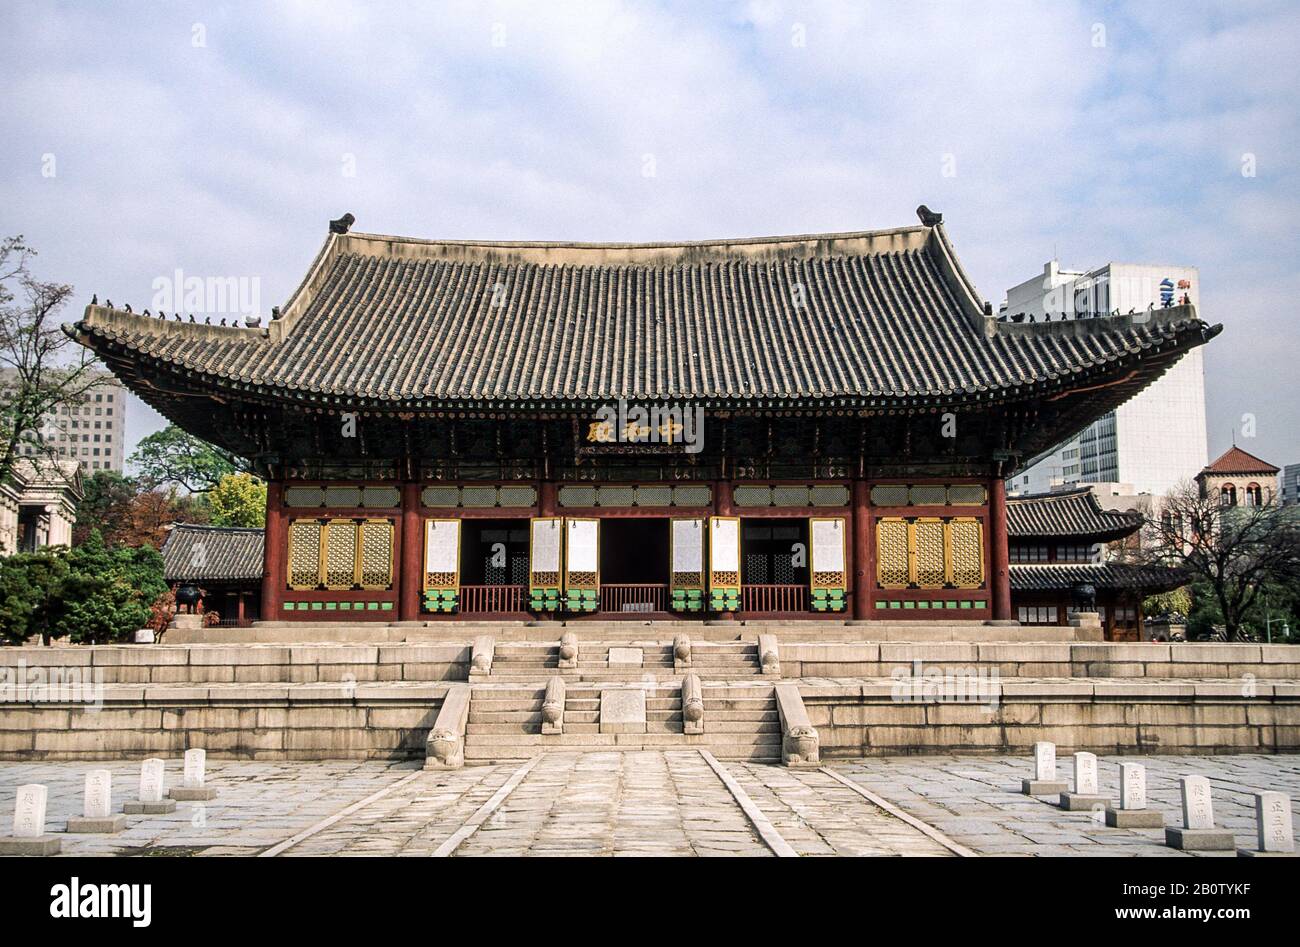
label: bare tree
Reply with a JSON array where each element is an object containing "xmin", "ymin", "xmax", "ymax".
[
  {"xmin": 1140, "ymin": 480, "xmax": 1300, "ymax": 640},
  {"xmin": 0, "ymin": 235, "xmax": 100, "ymax": 486}
]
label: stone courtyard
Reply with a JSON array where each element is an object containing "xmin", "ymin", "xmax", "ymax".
[{"xmin": 3, "ymin": 751, "xmax": 1295, "ymax": 857}]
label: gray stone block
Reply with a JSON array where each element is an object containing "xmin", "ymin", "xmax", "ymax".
[
  {"xmin": 1058, "ymin": 793, "xmax": 1110, "ymax": 812},
  {"xmin": 123, "ymin": 800, "xmax": 177, "ymax": 815},
  {"xmin": 1165, "ymin": 827, "xmax": 1235, "ymax": 850},
  {"xmin": 1022, "ymin": 779, "xmax": 1068, "ymax": 795},
  {"xmin": 1106, "ymin": 808, "xmax": 1164, "ymax": 828},
  {"xmin": 66, "ymin": 814, "xmax": 128, "ymax": 833},
  {"xmin": 169, "ymin": 787, "xmax": 218, "ymax": 801},
  {"xmin": 0, "ymin": 836, "xmax": 61, "ymax": 855}
]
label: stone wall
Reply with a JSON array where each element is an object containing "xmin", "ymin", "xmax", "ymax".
[{"xmin": 0, "ymin": 684, "xmax": 450, "ymax": 761}]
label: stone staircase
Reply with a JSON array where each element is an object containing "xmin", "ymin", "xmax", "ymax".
[
  {"xmin": 479, "ymin": 640, "xmax": 763, "ymax": 681},
  {"xmin": 459, "ymin": 679, "xmax": 780, "ymax": 764}
]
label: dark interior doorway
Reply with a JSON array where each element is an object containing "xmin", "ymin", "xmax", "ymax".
[
  {"xmin": 599, "ymin": 518, "xmax": 669, "ymax": 584},
  {"xmin": 741, "ymin": 519, "xmax": 810, "ymax": 585},
  {"xmin": 460, "ymin": 519, "xmax": 529, "ymax": 585}
]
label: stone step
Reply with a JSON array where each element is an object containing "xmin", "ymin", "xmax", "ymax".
[
  {"xmin": 467, "ymin": 723, "xmax": 543, "ymax": 735},
  {"xmin": 468, "ymin": 710, "xmax": 544, "ymax": 724},
  {"xmin": 702, "ymin": 721, "xmax": 781, "ymax": 734}
]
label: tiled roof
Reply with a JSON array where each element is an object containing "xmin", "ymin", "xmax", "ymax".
[
  {"xmin": 1007, "ymin": 488, "xmax": 1143, "ymax": 541},
  {"xmin": 1199, "ymin": 446, "xmax": 1279, "ymax": 476},
  {"xmin": 71, "ymin": 217, "xmax": 1219, "ymax": 410},
  {"xmin": 161, "ymin": 523, "xmax": 264, "ymax": 584},
  {"xmin": 1010, "ymin": 562, "xmax": 1185, "ymax": 593}
]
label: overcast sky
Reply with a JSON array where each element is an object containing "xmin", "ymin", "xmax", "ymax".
[{"xmin": 2, "ymin": 0, "xmax": 1296, "ymax": 470}]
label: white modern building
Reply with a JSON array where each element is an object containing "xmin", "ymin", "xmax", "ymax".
[
  {"xmin": 1003, "ymin": 261, "xmax": 1208, "ymax": 498},
  {"xmin": 4, "ymin": 370, "xmax": 128, "ymax": 474}
]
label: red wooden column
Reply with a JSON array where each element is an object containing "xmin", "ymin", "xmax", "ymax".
[
  {"xmin": 539, "ymin": 481, "xmax": 557, "ymax": 517},
  {"xmin": 261, "ymin": 481, "xmax": 286, "ymax": 621},
  {"xmin": 989, "ymin": 477, "xmax": 1012, "ymax": 620},
  {"xmin": 399, "ymin": 482, "xmax": 423, "ymax": 621},
  {"xmin": 851, "ymin": 479, "xmax": 872, "ymax": 619}
]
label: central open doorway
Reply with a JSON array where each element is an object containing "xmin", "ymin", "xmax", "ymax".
[
  {"xmin": 741, "ymin": 518, "xmax": 809, "ymax": 613},
  {"xmin": 598, "ymin": 517, "xmax": 669, "ymax": 614},
  {"xmin": 459, "ymin": 518, "xmax": 529, "ymax": 613}
]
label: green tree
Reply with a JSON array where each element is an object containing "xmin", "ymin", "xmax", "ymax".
[
  {"xmin": 206, "ymin": 472, "xmax": 266, "ymax": 527},
  {"xmin": 129, "ymin": 424, "xmax": 251, "ymax": 493},
  {"xmin": 0, "ymin": 548, "xmax": 69, "ymax": 644},
  {"xmin": 73, "ymin": 469, "xmax": 137, "ymax": 544}
]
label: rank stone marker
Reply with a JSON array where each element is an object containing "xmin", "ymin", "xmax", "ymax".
[
  {"xmin": 1165, "ymin": 775, "xmax": 1234, "ymax": 850},
  {"xmin": 124, "ymin": 758, "xmax": 177, "ymax": 815},
  {"xmin": 1105, "ymin": 762, "xmax": 1164, "ymax": 828},
  {"xmin": 0, "ymin": 784, "xmax": 60, "ymax": 855},
  {"xmin": 1238, "ymin": 791, "xmax": 1296, "ymax": 858},
  {"xmin": 171, "ymin": 748, "xmax": 218, "ymax": 801},
  {"xmin": 1058, "ymin": 751, "xmax": 1110, "ymax": 811},
  {"xmin": 599, "ymin": 687, "xmax": 647, "ymax": 734},
  {"xmin": 67, "ymin": 770, "xmax": 127, "ymax": 833},
  {"xmin": 1022, "ymin": 741, "xmax": 1068, "ymax": 795}
]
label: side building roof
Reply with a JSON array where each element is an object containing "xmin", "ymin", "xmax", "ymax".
[
  {"xmin": 160, "ymin": 523, "xmax": 265, "ymax": 585},
  {"xmin": 1007, "ymin": 487, "xmax": 1144, "ymax": 542}
]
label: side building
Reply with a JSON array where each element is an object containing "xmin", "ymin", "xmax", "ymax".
[
  {"xmin": 1007, "ymin": 487, "xmax": 1184, "ymax": 641},
  {"xmin": 70, "ymin": 210, "xmax": 1219, "ymax": 626},
  {"xmin": 159, "ymin": 523, "xmax": 265, "ymax": 626}
]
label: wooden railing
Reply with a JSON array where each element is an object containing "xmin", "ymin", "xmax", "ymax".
[
  {"xmin": 459, "ymin": 585, "xmax": 526, "ymax": 614},
  {"xmin": 600, "ymin": 583, "xmax": 668, "ymax": 614},
  {"xmin": 742, "ymin": 584, "xmax": 808, "ymax": 613}
]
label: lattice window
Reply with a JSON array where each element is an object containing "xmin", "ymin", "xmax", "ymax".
[
  {"xmin": 636, "ymin": 485, "xmax": 672, "ymax": 507},
  {"xmin": 324, "ymin": 486, "xmax": 362, "ymax": 508},
  {"xmin": 421, "ymin": 486, "xmax": 459, "ymax": 507},
  {"xmin": 498, "ymin": 485, "xmax": 537, "ymax": 508},
  {"xmin": 460, "ymin": 486, "xmax": 497, "ymax": 508},
  {"xmin": 733, "ymin": 485, "xmax": 772, "ymax": 507},
  {"xmin": 358, "ymin": 520, "xmax": 394, "ymax": 588},
  {"xmin": 948, "ymin": 485, "xmax": 987, "ymax": 506},
  {"xmin": 810, "ymin": 485, "xmax": 850, "ymax": 506},
  {"xmin": 947, "ymin": 518, "xmax": 984, "ymax": 587},
  {"xmin": 772, "ymin": 486, "xmax": 811, "ymax": 507},
  {"xmin": 871, "ymin": 485, "xmax": 909, "ymax": 507},
  {"xmin": 324, "ymin": 520, "xmax": 359, "ymax": 588},
  {"xmin": 285, "ymin": 486, "xmax": 324, "ymax": 508},
  {"xmin": 361, "ymin": 486, "xmax": 401, "ymax": 508},
  {"xmin": 596, "ymin": 485, "xmax": 635, "ymax": 507},
  {"xmin": 876, "ymin": 518, "xmax": 910, "ymax": 587},
  {"xmin": 914, "ymin": 518, "xmax": 946, "ymax": 587},
  {"xmin": 911, "ymin": 485, "xmax": 947, "ymax": 507},
  {"xmin": 672, "ymin": 485, "xmax": 711, "ymax": 507},
  {"xmin": 558, "ymin": 486, "xmax": 597, "ymax": 507},
  {"xmin": 288, "ymin": 521, "xmax": 323, "ymax": 588}
]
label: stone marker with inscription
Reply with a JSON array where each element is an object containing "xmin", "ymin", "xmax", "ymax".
[
  {"xmin": 124, "ymin": 757, "xmax": 177, "ymax": 815},
  {"xmin": 0, "ymin": 784, "xmax": 61, "ymax": 855},
  {"xmin": 67, "ymin": 770, "xmax": 127, "ymax": 833},
  {"xmin": 1165, "ymin": 775, "xmax": 1234, "ymax": 850},
  {"xmin": 599, "ymin": 686, "xmax": 647, "ymax": 734},
  {"xmin": 1238, "ymin": 791, "xmax": 1295, "ymax": 858},
  {"xmin": 1105, "ymin": 762, "xmax": 1163, "ymax": 828},
  {"xmin": 171, "ymin": 748, "xmax": 218, "ymax": 801},
  {"xmin": 1058, "ymin": 751, "xmax": 1110, "ymax": 811},
  {"xmin": 1022, "ymin": 741, "xmax": 1068, "ymax": 795}
]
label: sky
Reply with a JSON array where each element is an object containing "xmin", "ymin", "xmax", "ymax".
[{"xmin": 2, "ymin": 0, "xmax": 1297, "ymax": 471}]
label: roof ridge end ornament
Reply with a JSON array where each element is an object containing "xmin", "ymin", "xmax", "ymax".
[
  {"xmin": 916, "ymin": 205, "xmax": 943, "ymax": 227},
  {"xmin": 330, "ymin": 212, "xmax": 356, "ymax": 234}
]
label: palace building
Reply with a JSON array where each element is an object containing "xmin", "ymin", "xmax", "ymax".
[{"xmin": 70, "ymin": 209, "xmax": 1219, "ymax": 627}]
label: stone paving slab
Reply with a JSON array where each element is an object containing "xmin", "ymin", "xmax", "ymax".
[
  {"xmin": 828, "ymin": 754, "xmax": 1300, "ymax": 857},
  {"xmin": 2, "ymin": 753, "xmax": 1297, "ymax": 857}
]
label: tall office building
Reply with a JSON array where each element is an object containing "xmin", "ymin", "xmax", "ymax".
[
  {"xmin": 1280, "ymin": 463, "xmax": 1300, "ymax": 506},
  {"xmin": 5, "ymin": 370, "xmax": 128, "ymax": 474},
  {"xmin": 1003, "ymin": 261, "xmax": 1208, "ymax": 497}
]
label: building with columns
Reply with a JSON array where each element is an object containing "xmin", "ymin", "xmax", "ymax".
[{"xmin": 69, "ymin": 210, "xmax": 1218, "ymax": 625}]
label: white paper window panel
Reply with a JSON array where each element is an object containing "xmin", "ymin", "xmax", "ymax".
[
  {"xmin": 709, "ymin": 518, "xmax": 740, "ymax": 572},
  {"xmin": 811, "ymin": 518, "xmax": 845, "ymax": 572},
  {"xmin": 424, "ymin": 520, "xmax": 460, "ymax": 573},
  {"xmin": 671, "ymin": 519, "xmax": 704, "ymax": 572},
  {"xmin": 566, "ymin": 519, "xmax": 599, "ymax": 572},
  {"xmin": 531, "ymin": 519, "xmax": 562, "ymax": 572}
]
